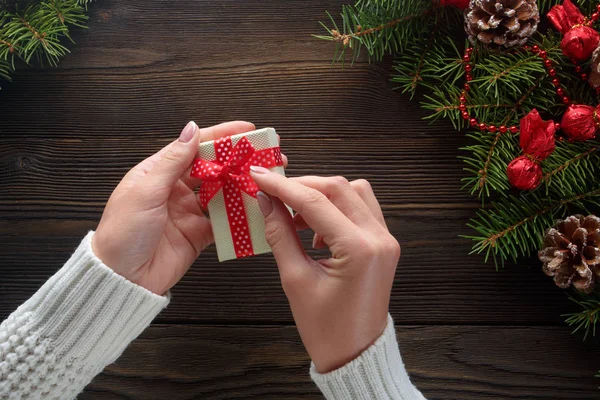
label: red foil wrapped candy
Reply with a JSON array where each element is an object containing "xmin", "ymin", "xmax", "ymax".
[
  {"xmin": 548, "ymin": 0, "xmax": 600, "ymax": 61},
  {"xmin": 506, "ymin": 109, "xmax": 556, "ymax": 190},
  {"xmin": 560, "ymin": 104, "xmax": 600, "ymax": 141}
]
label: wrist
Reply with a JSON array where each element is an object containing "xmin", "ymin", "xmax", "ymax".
[
  {"xmin": 309, "ymin": 312, "xmax": 388, "ymax": 373},
  {"xmin": 91, "ymin": 228, "xmax": 117, "ymax": 271},
  {"xmin": 91, "ymin": 229, "xmax": 135, "ymax": 284}
]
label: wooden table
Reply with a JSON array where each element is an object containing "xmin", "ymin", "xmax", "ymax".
[{"xmin": 1, "ymin": 1, "xmax": 599, "ymax": 398}]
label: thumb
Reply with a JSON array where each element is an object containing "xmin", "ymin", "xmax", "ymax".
[
  {"xmin": 144, "ymin": 121, "xmax": 200, "ymax": 195},
  {"xmin": 257, "ymin": 191, "xmax": 309, "ymax": 284}
]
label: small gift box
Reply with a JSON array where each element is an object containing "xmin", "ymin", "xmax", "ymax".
[{"xmin": 191, "ymin": 127, "xmax": 285, "ymax": 261}]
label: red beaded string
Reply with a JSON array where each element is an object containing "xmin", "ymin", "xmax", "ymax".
[
  {"xmin": 459, "ymin": 46, "xmax": 518, "ymax": 134},
  {"xmin": 523, "ymin": 44, "xmax": 570, "ymax": 105},
  {"xmin": 459, "ymin": 4, "xmax": 600, "ymax": 135}
]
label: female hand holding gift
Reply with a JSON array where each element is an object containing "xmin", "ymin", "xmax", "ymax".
[
  {"xmin": 250, "ymin": 169, "xmax": 402, "ymax": 375},
  {"xmin": 92, "ymin": 121, "xmax": 265, "ymax": 295}
]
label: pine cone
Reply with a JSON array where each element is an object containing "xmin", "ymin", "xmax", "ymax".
[
  {"xmin": 538, "ymin": 215, "xmax": 600, "ymax": 292},
  {"xmin": 589, "ymin": 45, "xmax": 600, "ymax": 88},
  {"xmin": 465, "ymin": 0, "xmax": 539, "ymax": 47}
]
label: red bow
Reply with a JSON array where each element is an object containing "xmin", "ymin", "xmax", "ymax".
[{"xmin": 191, "ymin": 136, "xmax": 283, "ymax": 258}]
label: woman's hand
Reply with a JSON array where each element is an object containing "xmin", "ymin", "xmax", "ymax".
[
  {"xmin": 249, "ymin": 169, "xmax": 400, "ymax": 373},
  {"xmin": 92, "ymin": 121, "xmax": 256, "ymax": 295}
]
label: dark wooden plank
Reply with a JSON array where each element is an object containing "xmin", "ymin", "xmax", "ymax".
[
  {"xmin": 0, "ymin": 224, "xmax": 575, "ymax": 325},
  {"xmin": 78, "ymin": 324, "xmax": 600, "ymax": 400}
]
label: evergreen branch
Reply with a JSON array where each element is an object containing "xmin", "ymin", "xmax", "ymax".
[
  {"xmin": 478, "ymin": 130, "xmax": 505, "ymax": 192},
  {"xmin": 330, "ymin": 13, "xmax": 425, "ymax": 46},
  {"xmin": 468, "ymin": 186, "xmax": 600, "ymax": 266},
  {"xmin": 460, "ymin": 130, "xmax": 516, "ymax": 198},
  {"xmin": 0, "ymin": 58, "xmax": 10, "ymax": 80},
  {"xmin": 501, "ymin": 76, "xmax": 543, "ymax": 125},
  {"xmin": 0, "ymin": 0, "xmax": 90, "ymax": 87},
  {"xmin": 435, "ymin": 103, "xmax": 513, "ymax": 112},
  {"xmin": 392, "ymin": 35, "xmax": 463, "ymax": 97},
  {"xmin": 404, "ymin": 17, "xmax": 441, "ymax": 96},
  {"xmin": 0, "ymin": 38, "xmax": 15, "ymax": 54},
  {"xmin": 318, "ymin": 0, "xmax": 435, "ymax": 62},
  {"xmin": 543, "ymin": 147, "xmax": 598, "ymax": 183},
  {"xmin": 486, "ymin": 190, "xmax": 599, "ymax": 245},
  {"xmin": 564, "ymin": 291, "xmax": 600, "ymax": 340},
  {"xmin": 542, "ymin": 140, "xmax": 600, "ymax": 194}
]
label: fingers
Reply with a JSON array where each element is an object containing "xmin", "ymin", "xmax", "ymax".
[
  {"xmin": 257, "ymin": 191, "xmax": 311, "ymax": 285},
  {"xmin": 199, "ymin": 121, "xmax": 255, "ymax": 142},
  {"xmin": 288, "ymin": 177, "xmax": 386, "ymax": 249},
  {"xmin": 250, "ymin": 167, "xmax": 355, "ymax": 243},
  {"xmin": 290, "ymin": 176, "xmax": 375, "ymax": 227},
  {"xmin": 281, "ymin": 153, "xmax": 288, "ymax": 168},
  {"xmin": 350, "ymin": 179, "xmax": 386, "ymax": 228},
  {"xmin": 142, "ymin": 121, "xmax": 201, "ymax": 202}
]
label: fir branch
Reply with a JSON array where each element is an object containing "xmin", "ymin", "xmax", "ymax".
[
  {"xmin": 478, "ymin": 130, "xmax": 505, "ymax": 192},
  {"xmin": 543, "ymin": 147, "xmax": 598, "ymax": 184},
  {"xmin": 501, "ymin": 76, "xmax": 543, "ymax": 125},
  {"xmin": 330, "ymin": 14, "xmax": 423, "ymax": 46},
  {"xmin": 404, "ymin": 19, "xmax": 440, "ymax": 95},
  {"xmin": 392, "ymin": 31, "xmax": 464, "ymax": 97},
  {"xmin": 564, "ymin": 291, "xmax": 600, "ymax": 340},
  {"xmin": 467, "ymin": 186, "xmax": 600, "ymax": 266},
  {"xmin": 0, "ymin": 58, "xmax": 10, "ymax": 80},
  {"xmin": 0, "ymin": 0, "xmax": 90, "ymax": 86},
  {"xmin": 460, "ymin": 129, "xmax": 516, "ymax": 197},
  {"xmin": 317, "ymin": 0, "xmax": 435, "ymax": 63}
]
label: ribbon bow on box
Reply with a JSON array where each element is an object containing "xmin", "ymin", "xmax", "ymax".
[{"xmin": 191, "ymin": 133, "xmax": 284, "ymax": 259}]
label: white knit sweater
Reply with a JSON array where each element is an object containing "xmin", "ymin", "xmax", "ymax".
[{"xmin": 0, "ymin": 232, "xmax": 425, "ymax": 400}]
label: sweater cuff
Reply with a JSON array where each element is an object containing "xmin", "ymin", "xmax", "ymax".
[
  {"xmin": 17, "ymin": 231, "xmax": 169, "ymax": 366},
  {"xmin": 310, "ymin": 314, "xmax": 425, "ymax": 400}
]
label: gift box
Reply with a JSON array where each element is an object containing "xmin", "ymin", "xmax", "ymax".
[{"xmin": 191, "ymin": 127, "xmax": 285, "ymax": 262}]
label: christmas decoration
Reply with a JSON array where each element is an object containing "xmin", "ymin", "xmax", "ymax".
[
  {"xmin": 560, "ymin": 104, "xmax": 600, "ymax": 141},
  {"xmin": 539, "ymin": 215, "xmax": 600, "ymax": 293},
  {"xmin": 190, "ymin": 128, "xmax": 285, "ymax": 262},
  {"xmin": 440, "ymin": 0, "xmax": 470, "ymax": 9},
  {"xmin": 318, "ymin": 0, "xmax": 600, "ymax": 372},
  {"xmin": 506, "ymin": 109, "xmax": 556, "ymax": 190},
  {"xmin": 0, "ymin": 0, "xmax": 92, "ymax": 86},
  {"xmin": 548, "ymin": 0, "xmax": 600, "ymax": 61},
  {"xmin": 465, "ymin": 0, "xmax": 540, "ymax": 47}
]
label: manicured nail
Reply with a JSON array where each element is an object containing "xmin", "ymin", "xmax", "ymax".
[
  {"xmin": 250, "ymin": 165, "xmax": 270, "ymax": 174},
  {"xmin": 179, "ymin": 121, "xmax": 197, "ymax": 143},
  {"xmin": 256, "ymin": 191, "xmax": 273, "ymax": 217}
]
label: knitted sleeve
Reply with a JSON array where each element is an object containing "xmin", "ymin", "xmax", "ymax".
[
  {"xmin": 310, "ymin": 314, "xmax": 426, "ymax": 400},
  {"xmin": 0, "ymin": 232, "xmax": 169, "ymax": 400}
]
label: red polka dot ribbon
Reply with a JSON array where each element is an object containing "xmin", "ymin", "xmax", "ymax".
[{"xmin": 190, "ymin": 136, "xmax": 283, "ymax": 258}]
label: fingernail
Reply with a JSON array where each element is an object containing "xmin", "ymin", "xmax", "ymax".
[
  {"xmin": 256, "ymin": 191, "xmax": 273, "ymax": 217},
  {"xmin": 312, "ymin": 234, "xmax": 319, "ymax": 249},
  {"xmin": 179, "ymin": 121, "xmax": 197, "ymax": 143},
  {"xmin": 250, "ymin": 165, "xmax": 270, "ymax": 174}
]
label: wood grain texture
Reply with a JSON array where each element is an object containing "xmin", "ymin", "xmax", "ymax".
[
  {"xmin": 1, "ymin": 0, "xmax": 599, "ymax": 397},
  {"xmin": 79, "ymin": 324, "xmax": 600, "ymax": 400},
  {"xmin": 0, "ymin": 224, "xmax": 577, "ymax": 325}
]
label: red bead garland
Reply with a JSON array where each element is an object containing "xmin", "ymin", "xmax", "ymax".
[
  {"xmin": 458, "ymin": 47, "xmax": 518, "ymax": 134},
  {"xmin": 457, "ymin": 4, "xmax": 600, "ymax": 138}
]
